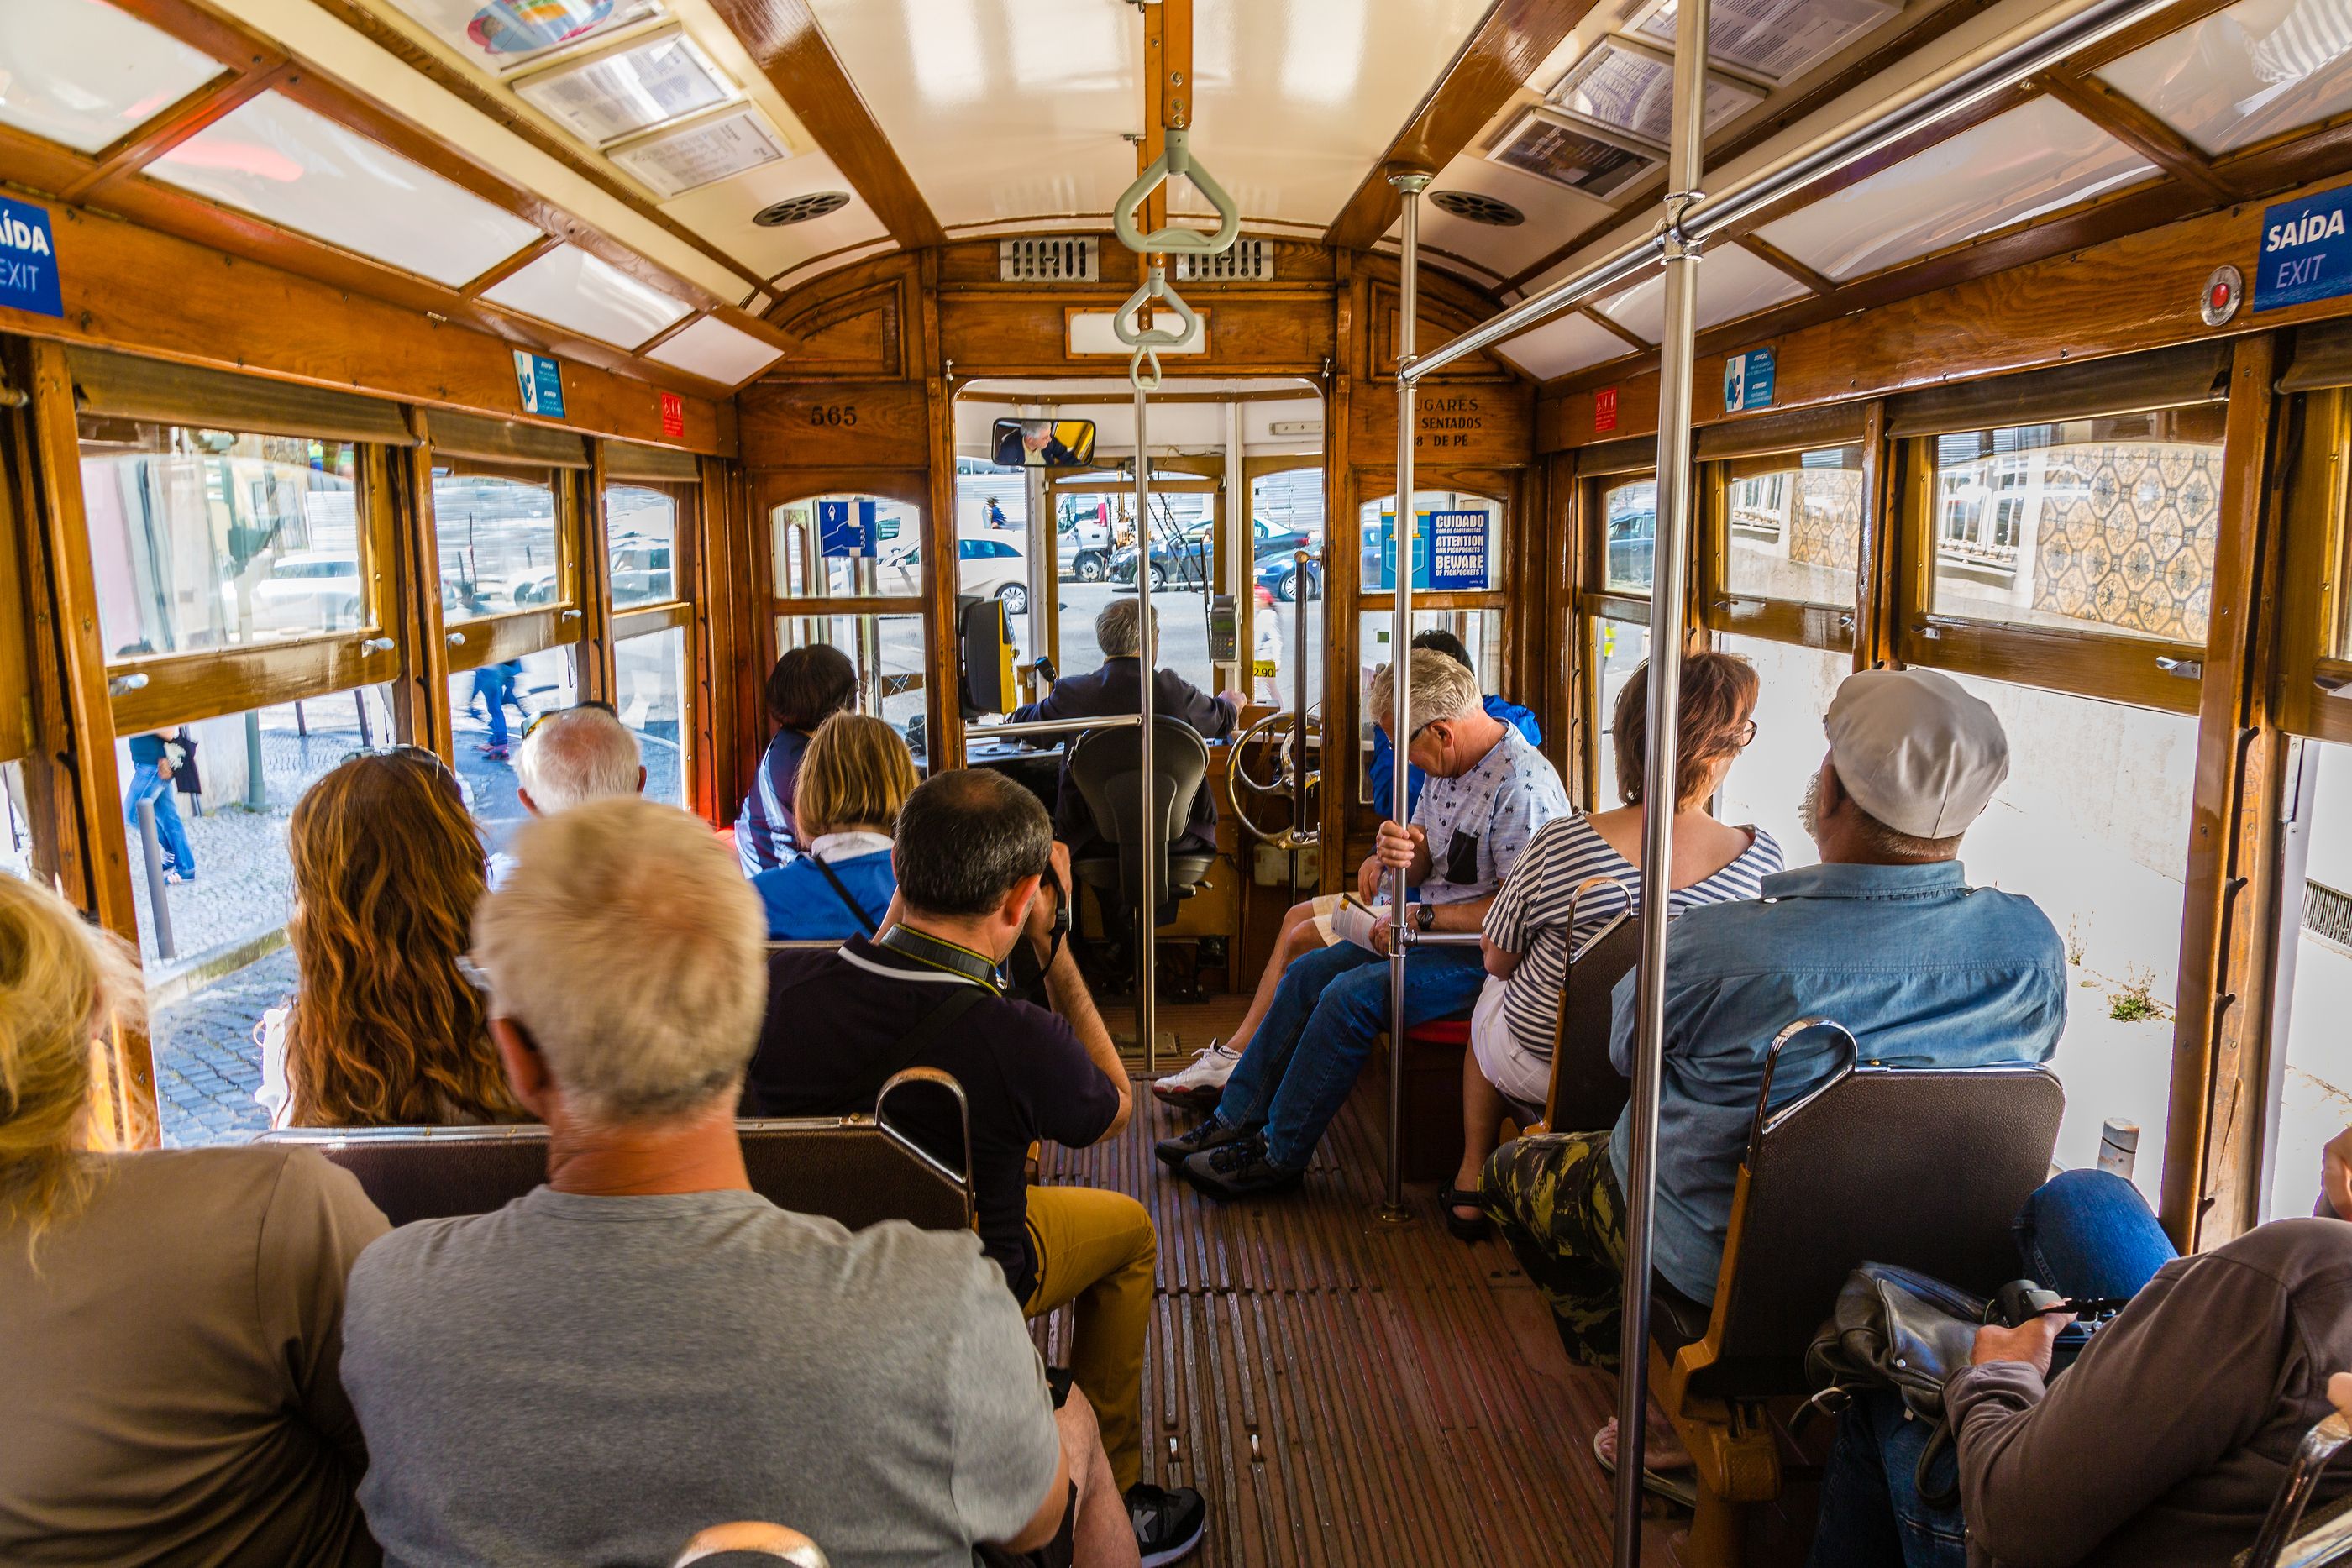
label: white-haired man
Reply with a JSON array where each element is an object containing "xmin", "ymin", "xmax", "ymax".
[
  {"xmin": 340, "ymin": 798, "xmax": 1137, "ymax": 1568},
  {"xmin": 1159, "ymin": 648, "xmax": 1569, "ymax": 1199},
  {"xmin": 486, "ymin": 704, "xmax": 645, "ymax": 888}
]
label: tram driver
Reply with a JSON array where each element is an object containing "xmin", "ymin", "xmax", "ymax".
[{"xmin": 1480, "ymin": 667, "xmax": 2068, "ymax": 1486}]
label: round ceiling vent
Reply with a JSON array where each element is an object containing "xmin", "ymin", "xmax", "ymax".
[
  {"xmin": 753, "ymin": 191, "xmax": 852, "ymax": 227},
  {"xmin": 1429, "ymin": 189, "xmax": 1525, "ymax": 227}
]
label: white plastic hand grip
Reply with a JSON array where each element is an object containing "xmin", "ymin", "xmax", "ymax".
[{"xmin": 1111, "ymin": 129, "xmax": 1242, "ymax": 257}]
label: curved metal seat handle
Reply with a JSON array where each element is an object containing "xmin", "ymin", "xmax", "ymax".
[
  {"xmin": 1111, "ymin": 128, "xmax": 1242, "ymax": 257},
  {"xmin": 874, "ymin": 1066, "xmax": 976, "ymax": 1203}
]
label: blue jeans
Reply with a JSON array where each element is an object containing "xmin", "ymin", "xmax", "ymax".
[
  {"xmin": 472, "ymin": 665, "xmax": 517, "ymax": 748},
  {"xmin": 1211, "ymin": 941, "xmax": 1487, "ymax": 1169},
  {"xmin": 124, "ymin": 764, "xmax": 195, "ymax": 874},
  {"xmin": 1805, "ymin": 1170, "xmax": 2177, "ymax": 1568}
]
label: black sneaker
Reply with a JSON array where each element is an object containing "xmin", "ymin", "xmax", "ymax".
[
  {"xmin": 1181, "ymin": 1132, "xmax": 1305, "ymax": 1201},
  {"xmin": 1126, "ymin": 1481, "xmax": 1206, "ymax": 1566},
  {"xmin": 1154, "ymin": 1115, "xmax": 1252, "ymax": 1171}
]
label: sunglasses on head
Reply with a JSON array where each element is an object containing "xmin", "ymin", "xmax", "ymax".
[{"xmin": 521, "ymin": 700, "xmax": 618, "ymax": 739}]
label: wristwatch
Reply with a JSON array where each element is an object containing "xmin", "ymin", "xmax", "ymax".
[{"xmin": 1415, "ymin": 902, "xmax": 1436, "ymax": 933}]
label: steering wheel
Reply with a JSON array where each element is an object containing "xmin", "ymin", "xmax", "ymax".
[{"xmin": 1226, "ymin": 704, "xmax": 1322, "ymax": 849}]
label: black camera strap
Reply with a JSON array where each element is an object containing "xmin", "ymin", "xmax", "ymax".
[{"xmin": 874, "ymin": 925, "xmax": 1005, "ymax": 993}]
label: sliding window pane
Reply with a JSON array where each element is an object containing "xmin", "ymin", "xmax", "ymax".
[
  {"xmin": 1603, "ymin": 478, "xmax": 1658, "ymax": 595},
  {"xmin": 617, "ymin": 627, "xmax": 688, "ymax": 809},
  {"xmin": 1726, "ymin": 447, "xmax": 1862, "ymax": 608},
  {"xmin": 1928, "ymin": 409, "xmax": 2223, "ymax": 642},
  {"xmin": 606, "ymin": 485, "xmax": 679, "ymax": 609},
  {"xmin": 81, "ymin": 422, "xmax": 363, "ymax": 660},
  {"xmin": 1714, "ymin": 633, "xmax": 1853, "ymax": 857},
  {"xmin": 1358, "ymin": 608, "xmax": 1504, "ymax": 805},
  {"xmin": 1591, "ymin": 614, "xmax": 1651, "ymax": 807},
  {"xmin": 449, "ymin": 647, "xmax": 579, "ymax": 780},
  {"xmin": 1357, "ymin": 493, "xmax": 1503, "ymax": 594},
  {"xmin": 772, "ymin": 495, "xmax": 920, "ymax": 599},
  {"xmin": 437, "ymin": 468, "xmax": 561, "ymax": 621},
  {"xmin": 2268, "ymin": 744, "xmax": 2352, "ymax": 1221}
]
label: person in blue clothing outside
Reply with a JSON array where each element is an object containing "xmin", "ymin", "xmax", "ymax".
[
  {"xmin": 469, "ymin": 658, "xmax": 528, "ymax": 761},
  {"xmin": 1152, "ymin": 627, "xmax": 1545, "ymax": 1111},
  {"xmin": 1480, "ymin": 666, "xmax": 2067, "ymax": 1497},
  {"xmin": 752, "ymin": 712, "xmax": 917, "ymax": 941},
  {"xmin": 738, "ymin": 644, "xmax": 860, "ymax": 878},
  {"xmin": 123, "ymin": 730, "xmax": 196, "ymax": 883}
]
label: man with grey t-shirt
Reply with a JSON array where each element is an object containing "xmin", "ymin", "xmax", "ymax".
[{"xmin": 343, "ymin": 798, "xmax": 1136, "ymax": 1568}]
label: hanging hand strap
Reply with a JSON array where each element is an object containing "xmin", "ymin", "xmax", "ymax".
[{"xmin": 1111, "ymin": 128, "xmax": 1241, "ymax": 257}]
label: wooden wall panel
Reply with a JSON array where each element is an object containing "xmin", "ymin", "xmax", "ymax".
[
  {"xmin": 1347, "ymin": 381, "xmax": 1535, "ymax": 470},
  {"xmin": 0, "ymin": 199, "xmax": 732, "ymax": 454},
  {"xmin": 937, "ymin": 291, "xmax": 1334, "ymax": 377},
  {"xmin": 1536, "ymin": 172, "xmax": 2352, "ymax": 451},
  {"xmin": 738, "ymin": 380, "xmax": 932, "ymax": 469},
  {"xmin": 768, "ymin": 279, "xmax": 910, "ymax": 380}
]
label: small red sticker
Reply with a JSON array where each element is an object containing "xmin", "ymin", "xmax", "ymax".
[
  {"xmin": 1595, "ymin": 386, "xmax": 1619, "ymax": 433},
  {"xmin": 659, "ymin": 391, "xmax": 685, "ymax": 439}
]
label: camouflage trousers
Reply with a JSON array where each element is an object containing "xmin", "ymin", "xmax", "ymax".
[{"xmin": 1480, "ymin": 1129, "xmax": 1629, "ymax": 1369}]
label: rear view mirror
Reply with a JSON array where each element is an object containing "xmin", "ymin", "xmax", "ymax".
[{"xmin": 993, "ymin": 417, "xmax": 1097, "ymax": 469}]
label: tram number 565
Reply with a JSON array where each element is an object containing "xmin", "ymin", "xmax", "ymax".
[{"xmin": 808, "ymin": 405, "xmax": 858, "ymax": 427}]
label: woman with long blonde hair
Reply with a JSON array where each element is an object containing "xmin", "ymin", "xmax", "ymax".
[
  {"xmin": 0, "ymin": 874, "xmax": 388, "ymax": 1565},
  {"xmin": 257, "ymin": 747, "xmax": 522, "ymax": 1128},
  {"xmin": 750, "ymin": 711, "xmax": 919, "ymax": 940}
]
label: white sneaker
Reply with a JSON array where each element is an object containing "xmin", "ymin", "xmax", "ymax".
[{"xmin": 1153, "ymin": 1040, "xmax": 1240, "ymax": 1108}]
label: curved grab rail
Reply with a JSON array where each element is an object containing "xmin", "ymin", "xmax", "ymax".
[
  {"xmin": 873, "ymin": 1066, "xmax": 976, "ymax": 1206},
  {"xmin": 1745, "ymin": 1017, "xmax": 1861, "ymax": 1167},
  {"xmin": 1111, "ymin": 128, "xmax": 1242, "ymax": 257}
]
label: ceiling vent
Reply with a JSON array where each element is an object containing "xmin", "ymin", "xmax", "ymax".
[
  {"xmin": 1431, "ymin": 190, "xmax": 1525, "ymax": 226},
  {"xmin": 753, "ymin": 191, "xmax": 850, "ymax": 227},
  {"xmin": 1000, "ymin": 236, "xmax": 1100, "ymax": 281},
  {"xmin": 1175, "ymin": 239, "xmax": 1275, "ymax": 281}
]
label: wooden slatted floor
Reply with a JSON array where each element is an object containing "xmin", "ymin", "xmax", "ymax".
[{"xmin": 1029, "ymin": 1002, "xmax": 1692, "ymax": 1567}]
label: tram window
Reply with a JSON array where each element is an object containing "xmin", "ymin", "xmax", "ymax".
[
  {"xmin": 2268, "ymin": 743, "xmax": 2352, "ymax": 1221},
  {"xmin": 1926, "ymin": 409, "xmax": 2225, "ymax": 643},
  {"xmin": 1712, "ymin": 634, "xmax": 1856, "ymax": 872},
  {"xmin": 606, "ymin": 485, "xmax": 680, "ymax": 610},
  {"xmin": 1591, "ymin": 614, "xmax": 1651, "ymax": 808},
  {"xmin": 616, "ymin": 627, "xmax": 689, "ymax": 810},
  {"xmin": 435, "ymin": 467, "xmax": 562, "ymax": 622},
  {"xmin": 1357, "ymin": 493, "xmax": 1502, "ymax": 592},
  {"xmin": 1725, "ymin": 446, "xmax": 1863, "ymax": 608},
  {"xmin": 1603, "ymin": 478, "xmax": 1659, "ymax": 595},
  {"xmin": 1358, "ymin": 610, "xmax": 1504, "ymax": 804},
  {"xmin": 124, "ymin": 684, "xmax": 394, "ymax": 1146},
  {"xmin": 771, "ymin": 495, "xmax": 917, "ymax": 599},
  {"xmin": 1935, "ymin": 670, "xmax": 2197, "ymax": 1204},
  {"xmin": 778, "ymin": 615, "xmax": 928, "ymax": 739},
  {"xmin": 79, "ymin": 422, "xmax": 365, "ymax": 661},
  {"xmin": 1252, "ymin": 469, "xmax": 1326, "ymax": 714},
  {"xmin": 2, "ymin": 763, "xmax": 30, "ymax": 882}
]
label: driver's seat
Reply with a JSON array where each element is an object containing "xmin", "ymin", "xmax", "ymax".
[{"xmin": 1066, "ymin": 718, "xmax": 1215, "ymax": 928}]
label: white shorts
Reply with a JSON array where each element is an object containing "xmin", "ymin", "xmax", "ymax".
[{"xmin": 1469, "ymin": 975, "xmax": 1552, "ymax": 1114}]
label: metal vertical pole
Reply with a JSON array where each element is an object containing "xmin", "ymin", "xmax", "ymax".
[
  {"xmin": 1025, "ymin": 458, "xmax": 1055, "ymax": 684},
  {"xmin": 1383, "ymin": 168, "xmax": 1431, "ymax": 1223},
  {"xmin": 135, "ymin": 798, "xmax": 176, "ymax": 961},
  {"xmin": 1135, "ymin": 385, "xmax": 1158, "ymax": 1075},
  {"xmin": 1614, "ymin": 4, "xmax": 1711, "ymax": 1561}
]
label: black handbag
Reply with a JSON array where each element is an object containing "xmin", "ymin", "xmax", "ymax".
[{"xmin": 1803, "ymin": 1263, "xmax": 1987, "ymax": 1508}]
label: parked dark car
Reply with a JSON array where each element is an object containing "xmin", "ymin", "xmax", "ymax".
[
  {"xmin": 1254, "ymin": 532, "xmax": 1321, "ymax": 601},
  {"xmin": 1607, "ymin": 507, "xmax": 1656, "ymax": 590}
]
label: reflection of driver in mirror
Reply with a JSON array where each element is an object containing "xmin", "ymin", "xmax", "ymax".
[{"xmin": 993, "ymin": 419, "xmax": 1094, "ymax": 468}]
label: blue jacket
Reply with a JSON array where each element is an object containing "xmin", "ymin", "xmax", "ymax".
[
  {"xmin": 1610, "ymin": 860, "xmax": 2067, "ymax": 1303},
  {"xmin": 1368, "ymin": 694, "xmax": 1542, "ymax": 820},
  {"xmin": 753, "ymin": 848, "xmax": 898, "ymax": 941}
]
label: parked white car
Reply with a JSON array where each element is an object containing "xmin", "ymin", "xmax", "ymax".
[
  {"xmin": 879, "ymin": 532, "xmax": 1032, "ymax": 614},
  {"xmin": 246, "ymin": 550, "xmax": 364, "ymax": 637}
]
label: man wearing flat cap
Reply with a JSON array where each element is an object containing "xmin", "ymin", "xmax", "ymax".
[{"xmin": 1481, "ymin": 667, "xmax": 2066, "ymax": 1480}]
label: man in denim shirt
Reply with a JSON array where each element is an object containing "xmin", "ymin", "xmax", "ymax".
[
  {"xmin": 1161, "ymin": 648, "xmax": 1568, "ymax": 1199},
  {"xmin": 1483, "ymin": 668, "xmax": 2065, "ymax": 1475}
]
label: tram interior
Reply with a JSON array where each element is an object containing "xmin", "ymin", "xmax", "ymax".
[{"xmin": 6, "ymin": 0, "xmax": 2352, "ymax": 1563}]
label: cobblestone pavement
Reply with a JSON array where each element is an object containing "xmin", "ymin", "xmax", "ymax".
[
  {"xmin": 142, "ymin": 695, "xmax": 682, "ymax": 1145},
  {"xmin": 152, "ymin": 947, "xmax": 293, "ymax": 1146}
]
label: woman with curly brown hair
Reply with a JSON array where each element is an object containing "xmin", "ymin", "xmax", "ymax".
[{"xmin": 256, "ymin": 747, "xmax": 523, "ymax": 1129}]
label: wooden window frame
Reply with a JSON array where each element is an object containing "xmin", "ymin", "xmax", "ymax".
[
  {"xmin": 2274, "ymin": 387, "xmax": 2352, "ymax": 746},
  {"xmin": 1699, "ymin": 446, "xmax": 1866, "ymax": 658}
]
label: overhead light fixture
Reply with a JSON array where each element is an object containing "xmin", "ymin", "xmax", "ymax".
[
  {"xmin": 1549, "ymin": 36, "xmax": 1765, "ymax": 147},
  {"xmin": 753, "ymin": 191, "xmax": 851, "ymax": 227},
  {"xmin": 1484, "ymin": 108, "xmax": 1662, "ymax": 200},
  {"xmin": 386, "ymin": 0, "xmax": 664, "ymax": 72},
  {"xmin": 608, "ymin": 103, "xmax": 790, "ymax": 197},
  {"xmin": 513, "ymin": 25, "xmax": 733, "ymax": 147}
]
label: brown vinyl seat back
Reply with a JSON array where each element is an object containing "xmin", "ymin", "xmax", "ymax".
[
  {"xmin": 260, "ymin": 1068, "xmax": 974, "ymax": 1232},
  {"xmin": 1542, "ymin": 880, "xmax": 1640, "ymax": 1133},
  {"xmin": 1680, "ymin": 1019, "xmax": 2065, "ymax": 1400}
]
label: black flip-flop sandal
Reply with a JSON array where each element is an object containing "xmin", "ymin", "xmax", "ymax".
[{"xmin": 1437, "ymin": 1186, "xmax": 1490, "ymax": 1241}]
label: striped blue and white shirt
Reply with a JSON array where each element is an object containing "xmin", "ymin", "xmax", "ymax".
[
  {"xmin": 1482, "ymin": 813, "xmax": 1782, "ymax": 1063},
  {"xmin": 737, "ymin": 726, "xmax": 813, "ymax": 876}
]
